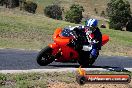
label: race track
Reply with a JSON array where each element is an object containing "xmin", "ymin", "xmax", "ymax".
[{"xmin": 0, "ymin": 49, "xmax": 132, "ymax": 73}]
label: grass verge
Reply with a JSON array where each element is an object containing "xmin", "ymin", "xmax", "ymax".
[{"xmin": 0, "ymin": 71, "xmax": 131, "ymax": 88}]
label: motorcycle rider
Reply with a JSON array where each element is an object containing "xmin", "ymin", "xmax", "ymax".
[
  {"xmin": 63, "ymin": 19, "xmax": 102, "ymax": 59},
  {"xmin": 85, "ymin": 19, "xmax": 102, "ymax": 59}
]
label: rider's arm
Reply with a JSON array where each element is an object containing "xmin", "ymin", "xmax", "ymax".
[
  {"xmin": 69, "ymin": 25, "xmax": 85, "ymax": 30},
  {"xmin": 93, "ymin": 27, "xmax": 102, "ymax": 50}
]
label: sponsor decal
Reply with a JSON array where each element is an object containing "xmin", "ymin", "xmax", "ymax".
[{"xmin": 76, "ymin": 66, "xmax": 131, "ymax": 85}]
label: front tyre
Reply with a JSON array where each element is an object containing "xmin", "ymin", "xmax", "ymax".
[{"xmin": 37, "ymin": 46, "xmax": 54, "ymax": 66}]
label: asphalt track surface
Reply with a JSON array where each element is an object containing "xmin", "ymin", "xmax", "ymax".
[{"xmin": 0, "ymin": 49, "xmax": 132, "ymax": 72}]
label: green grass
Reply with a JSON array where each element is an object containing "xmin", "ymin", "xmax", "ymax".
[
  {"xmin": 32, "ymin": 0, "xmax": 55, "ymax": 5},
  {"xmin": 0, "ymin": 72, "xmax": 75, "ymax": 88},
  {"xmin": 100, "ymin": 28, "xmax": 132, "ymax": 56},
  {"xmin": 0, "ymin": 9, "xmax": 76, "ymax": 49},
  {"xmin": 0, "ymin": 71, "xmax": 131, "ymax": 88},
  {"xmin": 0, "ymin": 8, "xmax": 132, "ymax": 56}
]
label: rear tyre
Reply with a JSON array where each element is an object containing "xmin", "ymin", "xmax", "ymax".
[
  {"xmin": 88, "ymin": 51, "xmax": 99, "ymax": 66},
  {"xmin": 78, "ymin": 58, "xmax": 95, "ymax": 67},
  {"xmin": 36, "ymin": 46, "xmax": 54, "ymax": 66},
  {"xmin": 78, "ymin": 51, "xmax": 97, "ymax": 67}
]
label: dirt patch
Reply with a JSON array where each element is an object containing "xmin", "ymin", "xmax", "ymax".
[{"xmin": 48, "ymin": 81, "xmax": 132, "ymax": 88}]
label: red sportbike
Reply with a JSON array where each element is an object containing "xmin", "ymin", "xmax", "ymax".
[{"xmin": 36, "ymin": 28, "xmax": 109, "ymax": 66}]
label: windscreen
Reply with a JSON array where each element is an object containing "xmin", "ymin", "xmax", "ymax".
[{"xmin": 61, "ymin": 28, "xmax": 74, "ymax": 37}]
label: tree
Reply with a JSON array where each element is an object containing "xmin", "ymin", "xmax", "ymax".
[
  {"xmin": 126, "ymin": 16, "xmax": 132, "ymax": 32},
  {"xmin": 23, "ymin": 1, "xmax": 37, "ymax": 14},
  {"xmin": 106, "ymin": 0, "xmax": 131, "ymax": 30},
  {"xmin": 44, "ymin": 4, "xmax": 62, "ymax": 20},
  {"xmin": 65, "ymin": 4, "xmax": 84, "ymax": 24},
  {"xmin": 0, "ymin": 0, "xmax": 19, "ymax": 8},
  {"xmin": 0, "ymin": 0, "xmax": 4, "ymax": 6},
  {"xmin": 19, "ymin": 0, "xmax": 26, "ymax": 10}
]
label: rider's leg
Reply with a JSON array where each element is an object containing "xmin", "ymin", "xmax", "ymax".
[
  {"xmin": 91, "ymin": 49, "xmax": 98, "ymax": 58},
  {"xmin": 90, "ymin": 43, "xmax": 99, "ymax": 59}
]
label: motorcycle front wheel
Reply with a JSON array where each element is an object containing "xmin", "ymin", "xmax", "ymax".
[{"xmin": 36, "ymin": 46, "xmax": 55, "ymax": 66}]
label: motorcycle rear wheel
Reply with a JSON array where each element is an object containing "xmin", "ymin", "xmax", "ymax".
[
  {"xmin": 78, "ymin": 51, "xmax": 97, "ymax": 67},
  {"xmin": 36, "ymin": 46, "xmax": 54, "ymax": 66}
]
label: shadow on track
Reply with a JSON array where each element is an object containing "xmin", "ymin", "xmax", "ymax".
[
  {"xmin": 93, "ymin": 65, "xmax": 131, "ymax": 72},
  {"xmin": 49, "ymin": 64, "xmax": 79, "ymax": 68},
  {"xmin": 49, "ymin": 64, "xmax": 131, "ymax": 73}
]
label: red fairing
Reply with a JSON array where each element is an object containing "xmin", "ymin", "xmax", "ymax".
[
  {"xmin": 60, "ymin": 46, "xmax": 79, "ymax": 61},
  {"xmin": 53, "ymin": 28, "xmax": 72, "ymax": 46},
  {"xmin": 48, "ymin": 28, "xmax": 79, "ymax": 61},
  {"xmin": 48, "ymin": 43, "xmax": 60, "ymax": 55}
]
